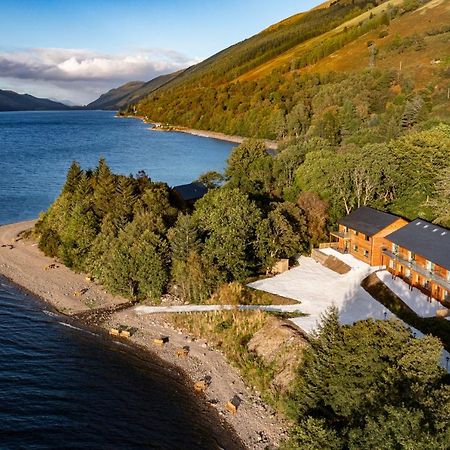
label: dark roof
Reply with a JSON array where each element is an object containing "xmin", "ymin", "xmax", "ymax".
[
  {"xmin": 338, "ymin": 207, "xmax": 400, "ymax": 237},
  {"xmin": 173, "ymin": 182, "xmax": 208, "ymax": 202},
  {"xmin": 386, "ymin": 219, "xmax": 450, "ymax": 270}
]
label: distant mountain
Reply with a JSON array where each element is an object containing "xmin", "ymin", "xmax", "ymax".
[
  {"xmin": 0, "ymin": 90, "xmax": 71, "ymax": 111},
  {"xmin": 86, "ymin": 72, "xmax": 182, "ymax": 110}
]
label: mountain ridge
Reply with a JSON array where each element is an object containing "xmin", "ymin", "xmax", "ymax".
[
  {"xmin": 124, "ymin": 0, "xmax": 450, "ymax": 139},
  {"xmin": 86, "ymin": 71, "xmax": 182, "ymax": 110},
  {"xmin": 0, "ymin": 89, "xmax": 72, "ymax": 112}
]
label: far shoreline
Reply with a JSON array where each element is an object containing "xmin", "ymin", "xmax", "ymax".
[{"xmin": 118, "ymin": 113, "xmax": 279, "ymax": 150}]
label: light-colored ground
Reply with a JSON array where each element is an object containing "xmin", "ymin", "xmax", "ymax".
[
  {"xmin": 249, "ymin": 248, "xmax": 393, "ymax": 333},
  {"xmin": 135, "ymin": 303, "xmax": 304, "ymax": 314},
  {"xmin": 249, "ymin": 249, "xmax": 450, "ymax": 370},
  {"xmin": 0, "ymin": 221, "xmax": 129, "ymax": 314},
  {"xmin": 149, "ymin": 123, "xmax": 279, "ymax": 150},
  {"xmin": 109, "ymin": 310, "xmax": 290, "ymax": 449},
  {"xmin": 377, "ymin": 270, "xmax": 450, "ymax": 318}
]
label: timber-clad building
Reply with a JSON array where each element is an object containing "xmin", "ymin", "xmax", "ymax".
[
  {"xmin": 382, "ymin": 219, "xmax": 450, "ymax": 304},
  {"xmin": 330, "ymin": 207, "xmax": 408, "ymax": 266},
  {"xmin": 331, "ymin": 207, "xmax": 450, "ymax": 304}
]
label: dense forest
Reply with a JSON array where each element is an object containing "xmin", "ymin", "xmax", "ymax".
[
  {"xmin": 283, "ymin": 308, "xmax": 450, "ymax": 449},
  {"xmin": 35, "ymin": 118, "xmax": 450, "ymax": 303}
]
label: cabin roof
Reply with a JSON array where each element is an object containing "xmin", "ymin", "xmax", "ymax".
[
  {"xmin": 173, "ymin": 182, "xmax": 208, "ymax": 202},
  {"xmin": 386, "ymin": 219, "xmax": 450, "ymax": 270},
  {"xmin": 338, "ymin": 207, "xmax": 400, "ymax": 237}
]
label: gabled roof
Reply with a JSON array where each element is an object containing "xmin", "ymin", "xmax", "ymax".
[
  {"xmin": 173, "ymin": 182, "xmax": 208, "ymax": 202},
  {"xmin": 386, "ymin": 219, "xmax": 450, "ymax": 270},
  {"xmin": 338, "ymin": 207, "xmax": 401, "ymax": 237}
]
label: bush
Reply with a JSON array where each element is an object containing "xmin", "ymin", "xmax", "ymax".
[{"xmin": 38, "ymin": 228, "xmax": 61, "ymax": 257}]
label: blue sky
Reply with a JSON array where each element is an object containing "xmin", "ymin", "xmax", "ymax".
[{"xmin": 0, "ymin": 0, "xmax": 318, "ymax": 104}]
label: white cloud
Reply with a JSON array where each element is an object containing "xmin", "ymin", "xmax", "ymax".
[{"xmin": 0, "ymin": 47, "xmax": 198, "ymax": 104}]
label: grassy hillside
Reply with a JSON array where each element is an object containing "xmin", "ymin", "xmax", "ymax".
[
  {"xmin": 0, "ymin": 89, "xmax": 71, "ymax": 111},
  {"xmin": 128, "ymin": 0, "xmax": 450, "ymax": 139}
]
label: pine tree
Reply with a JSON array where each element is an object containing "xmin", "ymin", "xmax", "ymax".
[
  {"xmin": 62, "ymin": 161, "xmax": 83, "ymax": 194},
  {"xmin": 93, "ymin": 158, "xmax": 116, "ymax": 217}
]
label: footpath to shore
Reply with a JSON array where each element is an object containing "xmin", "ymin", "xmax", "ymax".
[{"xmin": 0, "ymin": 221, "xmax": 289, "ymax": 449}]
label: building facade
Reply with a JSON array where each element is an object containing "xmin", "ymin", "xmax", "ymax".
[
  {"xmin": 382, "ymin": 219, "xmax": 450, "ymax": 304},
  {"xmin": 330, "ymin": 207, "xmax": 408, "ymax": 266}
]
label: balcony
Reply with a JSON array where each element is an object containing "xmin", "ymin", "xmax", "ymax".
[
  {"xmin": 330, "ymin": 230, "xmax": 350, "ymax": 240},
  {"xmin": 382, "ymin": 249, "xmax": 450, "ymax": 292}
]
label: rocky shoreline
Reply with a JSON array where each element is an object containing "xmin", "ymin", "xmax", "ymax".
[{"xmin": 0, "ymin": 221, "xmax": 289, "ymax": 449}]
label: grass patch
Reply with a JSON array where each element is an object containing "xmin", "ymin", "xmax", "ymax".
[
  {"xmin": 168, "ymin": 309, "xmax": 295, "ymax": 412},
  {"xmin": 170, "ymin": 310, "xmax": 272, "ymax": 389},
  {"xmin": 361, "ymin": 272, "xmax": 450, "ymax": 352}
]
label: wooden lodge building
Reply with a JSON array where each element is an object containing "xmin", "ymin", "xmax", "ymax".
[
  {"xmin": 382, "ymin": 219, "xmax": 450, "ymax": 304},
  {"xmin": 330, "ymin": 207, "xmax": 450, "ymax": 304},
  {"xmin": 330, "ymin": 207, "xmax": 408, "ymax": 266}
]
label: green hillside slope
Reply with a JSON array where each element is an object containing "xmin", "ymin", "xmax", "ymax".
[{"xmin": 127, "ymin": 0, "xmax": 449, "ymax": 140}]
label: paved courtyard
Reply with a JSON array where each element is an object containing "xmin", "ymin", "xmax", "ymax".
[
  {"xmin": 248, "ymin": 248, "xmax": 394, "ymax": 333},
  {"xmin": 248, "ymin": 248, "xmax": 450, "ymax": 369}
]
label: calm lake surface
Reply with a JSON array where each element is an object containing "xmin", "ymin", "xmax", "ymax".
[
  {"xmin": 0, "ymin": 111, "xmax": 239, "ymax": 449},
  {"xmin": 0, "ymin": 110, "xmax": 233, "ymax": 224}
]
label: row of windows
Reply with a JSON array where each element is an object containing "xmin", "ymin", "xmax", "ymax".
[{"xmin": 388, "ymin": 261, "xmax": 450, "ymax": 289}]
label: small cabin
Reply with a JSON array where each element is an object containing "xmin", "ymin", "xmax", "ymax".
[{"xmin": 172, "ymin": 182, "xmax": 208, "ymax": 207}]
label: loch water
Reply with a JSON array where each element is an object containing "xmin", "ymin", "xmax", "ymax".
[
  {"xmin": 0, "ymin": 110, "xmax": 233, "ymax": 224},
  {"xmin": 0, "ymin": 111, "xmax": 240, "ymax": 449}
]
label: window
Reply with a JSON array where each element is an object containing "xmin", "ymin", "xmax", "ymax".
[
  {"xmin": 425, "ymin": 260, "xmax": 434, "ymax": 273},
  {"xmin": 365, "ymin": 235, "xmax": 370, "ymax": 242},
  {"xmin": 392, "ymin": 243, "xmax": 398, "ymax": 253},
  {"xmin": 353, "ymin": 244, "xmax": 358, "ymax": 252},
  {"xmin": 355, "ymin": 231, "xmax": 359, "ymax": 237},
  {"xmin": 363, "ymin": 250, "xmax": 369, "ymax": 258}
]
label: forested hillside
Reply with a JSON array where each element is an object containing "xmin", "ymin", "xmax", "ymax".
[
  {"xmin": 126, "ymin": 0, "xmax": 450, "ymax": 140},
  {"xmin": 34, "ymin": 1, "xmax": 450, "ymax": 447}
]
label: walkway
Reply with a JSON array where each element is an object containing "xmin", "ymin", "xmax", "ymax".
[
  {"xmin": 248, "ymin": 248, "xmax": 393, "ymax": 334},
  {"xmin": 134, "ymin": 304, "xmax": 304, "ymax": 315},
  {"xmin": 376, "ymin": 270, "xmax": 449, "ymax": 319}
]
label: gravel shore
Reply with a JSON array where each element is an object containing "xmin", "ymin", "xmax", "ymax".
[{"xmin": 0, "ymin": 220, "xmax": 289, "ymax": 449}]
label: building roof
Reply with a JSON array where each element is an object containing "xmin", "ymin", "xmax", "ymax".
[
  {"xmin": 173, "ymin": 182, "xmax": 208, "ymax": 202},
  {"xmin": 385, "ymin": 219, "xmax": 450, "ymax": 270},
  {"xmin": 338, "ymin": 207, "xmax": 401, "ymax": 237}
]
